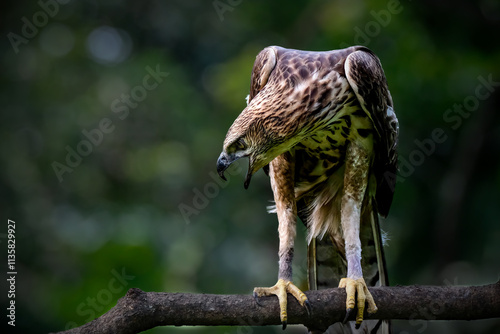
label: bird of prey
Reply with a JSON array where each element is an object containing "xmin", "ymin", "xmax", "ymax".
[{"xmin": 217, "ymin": 45, "xmax": 398, "ymax": 333}]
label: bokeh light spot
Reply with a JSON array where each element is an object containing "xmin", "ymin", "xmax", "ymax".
[{"xmin": 86, "ymin": 26, "xmax": 132, "ymax": 65}]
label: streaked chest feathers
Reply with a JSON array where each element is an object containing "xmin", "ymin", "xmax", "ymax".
[{"xmin": 293, "ymin": 90, "xmax": 375, "ymax": 200}]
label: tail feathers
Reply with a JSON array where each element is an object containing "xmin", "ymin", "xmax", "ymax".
[
  {"xmin": 307, "ymin": 209, "xmax": 390, "ymax": 334},
  {"xmin": 368, "ymin": 208, "xmax": 389, "ymax": 287},
  {"xmin": 307, "ymin": 237, "xmax": 346, "ymax": 290},
  {"xmin": 322, "ymin": 321, "xmax": 389, "ymax": 334}
]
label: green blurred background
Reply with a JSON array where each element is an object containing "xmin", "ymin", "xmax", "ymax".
[{"xmin": 1, "ymin": 0, "xmax": 499, "ymax": 333}]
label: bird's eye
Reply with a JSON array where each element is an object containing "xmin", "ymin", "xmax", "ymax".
[{"xmin": 234, "ymin": 138, "xmax": 247, "ymax": 151}]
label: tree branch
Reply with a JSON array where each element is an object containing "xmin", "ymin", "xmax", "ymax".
[{"xmin": 53, "ymin": 281, "xmax": 500, "ymax": 334}]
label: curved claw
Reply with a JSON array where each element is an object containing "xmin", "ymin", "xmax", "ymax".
[
  {"xmin": 253, "ymin": 291, "xmax": 263, "ymax": 307},
  {"xmin": 282, "ymin": 320, "xmax": 287, "ymax": 330},
  {"xmin": 343, "ymin": 307, "xmax": 354, "ymax": 324},
  {"xmin": 305, "ymin": 299, "xmax": 312, "ymax": 317}
]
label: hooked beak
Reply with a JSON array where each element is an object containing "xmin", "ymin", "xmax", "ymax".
[
  {"xmin": 216, "ymin": 152, "xmax": 231, "ymax": 181},
  {"xmin": 216, "ymin": 152, "xmax": 254, "ymax": 189}
]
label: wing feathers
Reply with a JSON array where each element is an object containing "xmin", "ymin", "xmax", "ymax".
[
  {"xmin": 249, "ymin": 46, "xmax": 278, "ymax": 101},
  {"xmin": 345, "ymin": 49, "xmax": 399, "ymax": 217}
]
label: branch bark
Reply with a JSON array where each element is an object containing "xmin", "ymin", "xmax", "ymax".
[{"xmin": 53, "ymin": 281, "xmax": 500, "ymax": 334}]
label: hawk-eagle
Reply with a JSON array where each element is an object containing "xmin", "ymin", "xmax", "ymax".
[{"xmin": 217, "ymin": 46, "xmax": 398, "ymax": 333}]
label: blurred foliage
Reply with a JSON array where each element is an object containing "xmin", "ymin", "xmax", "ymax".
[{"xmin": 1, "ymin": 0, "xmax": 500, "ymax": 333}]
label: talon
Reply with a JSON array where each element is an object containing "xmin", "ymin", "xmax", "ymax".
[
  {"xmin": 253, "ymin": 291, "xmax": 263, "ymax": 306},
  {"xmin": 343, "ymin": 308, "xmax": 353, "ymax": 324},
  {"xmin": 339, "ymin": 277, "xmax": 377, "ymax": 326},
  {"xmin": 355, "ymin": 322, "xmax": 361, "ymax": 329},
  {"xmin": 253, "ymin": 279, "xmax": 309, "ymax": 329},
  {"xmin": 305, "ymin": 299, "xmax": 312, "ymax": 317}
]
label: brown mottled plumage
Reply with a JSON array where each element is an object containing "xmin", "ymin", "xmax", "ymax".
[{"xmin": 217, "ymin": 46, "xmax": 398, "ymax": 333}]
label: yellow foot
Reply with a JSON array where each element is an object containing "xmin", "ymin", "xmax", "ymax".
[
  {"xmin": 338, "ymin": 277, "xmax": 377, "ymax": 327},
  {"xmin": 253, "ymin": 279, "xmax": 311, "ymax": 329}
]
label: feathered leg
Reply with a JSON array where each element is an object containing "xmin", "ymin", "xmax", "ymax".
[
  {"xmin": 339, "ymin": 141, "xmax": 377, "ymax": 327},
  {"xmin": 253, "ymin": 152, "xmax": 310, "ymax": 329}
]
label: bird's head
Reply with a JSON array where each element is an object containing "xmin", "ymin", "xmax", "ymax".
[
  {"xmin": 217, "ymin": 46, "xmax": 298, "ymax": 188},
  {"xmin": 217, "ymin": 112, "xmax": 288, "ymax": 189}
]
